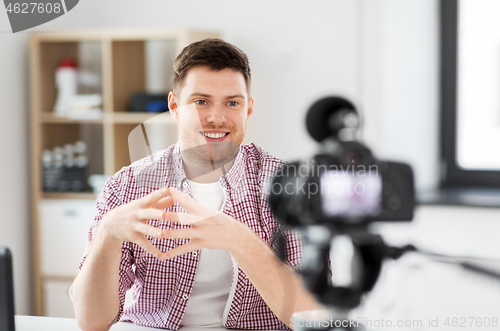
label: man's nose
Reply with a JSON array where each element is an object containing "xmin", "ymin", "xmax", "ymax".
[{"xmin": 205, "ymin": 104, "xmax": 227, "ymax": 124}]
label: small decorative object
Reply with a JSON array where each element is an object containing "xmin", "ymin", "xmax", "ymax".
[
  {"xmin": 53, "ymin": 58, "xmax": 78, "ymax": 117},
  {"xmin": 53, "ymin": 57, "xmax": 103, "ymax": 119},
  {"xmin": 129, "ymin": 93, "xmax": 169, "ymax": 113},
  {"xmin": 42, "ymin": 140, "xmax": 89, "ymax": 192},
  {"xmin": 88, "ymin": 174, "xmax": 108, "ymax": 195},
  {"xmin": 67, "ymin": 94, "xmax": 103, "ymax": 119}
]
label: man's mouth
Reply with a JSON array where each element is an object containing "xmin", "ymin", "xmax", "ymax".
[{"xmin": 201, "ymin": 131, "xmax": 230, "ymax": 141}]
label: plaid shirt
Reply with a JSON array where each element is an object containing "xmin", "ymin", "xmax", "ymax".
[{"xmin": 80, "ymin": 142, "xmax": 303, "ymax": 330}]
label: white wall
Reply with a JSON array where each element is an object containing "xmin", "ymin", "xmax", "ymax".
[
  {"xmin": 0, "ymin": 33, "xmax": 31, "ymax": 315},
  {"xmin": 361, "ymin": 0, "xmax": 440, "ymax": 191},
  {"xmin": 44, "ymin": 0, "xmax": 362, "ymax": 162},
  {"xmin": 0, "ymin": 0, "xmax": 445, "ymax": 315}
]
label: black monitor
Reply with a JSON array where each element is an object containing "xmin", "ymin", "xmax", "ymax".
[{"xmin": 0, "ymin": 247, "xmax": 15, "ymax": 331}]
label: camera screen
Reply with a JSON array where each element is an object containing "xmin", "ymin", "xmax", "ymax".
[{"xmin": 320, "ymin": 170, "xmax": 382, "ymax": 217}]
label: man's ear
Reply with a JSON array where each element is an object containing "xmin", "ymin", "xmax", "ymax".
[
  {"xmin": 247, "ymin": 96, "xmax": 254, "ymax": 119},
  {"xmin": 168, "ymin": 92, "xmax": 180, "ymax": 123}
]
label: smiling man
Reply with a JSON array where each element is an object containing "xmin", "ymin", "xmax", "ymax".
[
  {"xmin": 72, "ymin": 39, "xmax": 319, "ymax": 331},
  {"xmin": 171, "ymin": 64, "xmax": 247, "ymax": 183}
]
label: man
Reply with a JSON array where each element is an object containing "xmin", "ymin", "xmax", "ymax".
[{"xmin": 72, "ymin": 39, "xmax": 319, "ymax": 331}]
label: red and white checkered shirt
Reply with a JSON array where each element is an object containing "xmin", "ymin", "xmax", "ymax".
[{"xmin": 80, "ymin": 142, "xmax": 303, "ymax": 330}]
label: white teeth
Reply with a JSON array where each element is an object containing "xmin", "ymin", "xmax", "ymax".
[{"xmin": 204, "ymin": 132, "xmax": 227, "ymax": 139}]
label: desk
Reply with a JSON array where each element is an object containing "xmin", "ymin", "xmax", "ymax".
[
  {"xmin": 15, "ymin": 316, "xmax": 282, "ymax": 331},
  {"xmin": 15, "ymin": 316, "xmax": 259, "ymax": 331},
  {"xmin": 15, "ymin": 316, "xmax": 161, "ymax": 330},
  {"xmin": 16, "ymin": 315, "xmax": 258, "ymax": 331},
  {"xmin": 15, "ymin": 316, "xmax": 237, "ymax": 331}
]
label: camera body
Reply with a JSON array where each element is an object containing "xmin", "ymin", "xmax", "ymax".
[
  {"xmin": 268, "ymin": 96, "xmax": 415, "ymax": 229},
  {"xmin": 269, "ymin": 140, "xmax": 414, "ymax": 228}
]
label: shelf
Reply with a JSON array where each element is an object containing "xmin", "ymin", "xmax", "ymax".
[
  {"xmin": 41, "ymin": 113, "xmax": 103, "ymax": 124},
  {"xmin": 31, "ymin": 29, "xmax": 187, "ymax": 43},
  {"xmin": 42, "ymin": 192, "xmax": 97, "ymax": 200},
  {"xmin": 30, "ymin": 29, "xmax": 219, "ymax": 316},
  {"xmin": 41, "ymin": 112, "xmax": 174, "ymax": 125},
  {"xmin": 110, "ymin": 112, "xmax": 174, "ymax": 124}
]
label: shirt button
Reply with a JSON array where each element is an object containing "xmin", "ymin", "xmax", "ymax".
[
  {"xmin": 192, "ymin": 251, "xmax": 198, "ymax": 257},
  {"xmin": 183, "ymin": 182, "xmax": 188, "ymax": 188},
  {"xmin": 182, "ymin": 294, "xmax": 189, "ymax": 300}
]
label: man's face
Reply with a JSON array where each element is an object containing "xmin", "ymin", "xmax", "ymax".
[{"xmin": 168, "ymin": 66, "xmax": 253, "ymax": 167}]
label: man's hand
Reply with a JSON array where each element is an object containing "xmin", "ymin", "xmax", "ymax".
[
  {"xmin": 98, "ymin": 187, "xmax": 174, "ymax": 260},
  {"xmin": 73, "ymin": 187, "xmax": 175, "ymax": 331},
  {"xmin": 161, "ymin": 187, "xmax": 319, "ymax": 329},
  {"xmin": 160, "ymin": 187, "xmax": 255, "ymax": 258}
]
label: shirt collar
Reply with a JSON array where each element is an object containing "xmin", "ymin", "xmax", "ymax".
[{"xmin": 170, "ymin": 141, "xmax": 247, "ymax": 192}]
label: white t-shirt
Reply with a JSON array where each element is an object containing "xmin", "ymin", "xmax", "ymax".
[{"xmin": 181, "ymin": 179, "xmax": 236, "ymax": 327}]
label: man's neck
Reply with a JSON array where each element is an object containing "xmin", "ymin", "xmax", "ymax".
[
  {"xmin": 184, "ymin": 160, "xmax": 235, "ymax": 183},
  {"xmin": 181, "ymin": 151, "xmax": 237, "ymax": 184}
]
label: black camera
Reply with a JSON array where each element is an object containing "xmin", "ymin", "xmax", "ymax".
[
  {"xmin": 268, "ymin": 96, "xmax": 415, "ymax": 229},
  {"xmin": 267, "ymin": 96, "xmax": 417, "ymax": 321},
  {"xmin": 268, "ymin": 97, "xmax": 500, "ymax": 330}
]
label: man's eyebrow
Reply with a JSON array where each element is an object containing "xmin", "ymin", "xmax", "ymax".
[
  {"xmin": 187, "ymin": 93, "xmax": 245, "ymax": 100},
  {"xmin": 226, "ymin": 94, "xmax": 245, "ymax": 99},
  {"xmin": 188, "ymin": 93, "xmax": 212, "ymax": 99}
]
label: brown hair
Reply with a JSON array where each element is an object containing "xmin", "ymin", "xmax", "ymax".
[{"xmin": 172, "ymin": 38, "xmax": 251, "ymax": 96}]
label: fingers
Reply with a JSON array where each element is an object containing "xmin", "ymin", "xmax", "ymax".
[
  {"xmin": 134, "ymin": 222, "xmax": 166, "ymax": 238},
  {"xmin": 139, "ymin": 187, "xmax": 168, "ymax": 207},
  {"xmin": 164, "ymin": 241, "xmax": 200, "ymax": 259},
  {"xmin": 167, "ymin": 187, "xmax": 220, "ymax": 219},
  {"xmin": 151, "ymin": 196, "xmax": 174, "ymax": 209},
  {"xmin": 134, "ymin": 236, "xmax": 166, "ymax": 260},
  {"xmin": 166, "ymin": 187, "xmax": 206, "ymax": 215},
  {"xmin": 136, "ymin": 208, "xmax": 168, "ymax": 221},
  {"xmin": 134, "ymin": 208, "xmax": 205, "ymax": 224},
  {"xmin": 165, "ymin": 212, "xmax": 199, "ymax": 224}
]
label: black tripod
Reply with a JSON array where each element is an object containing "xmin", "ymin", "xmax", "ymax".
[{"xmin": 278, "ymin": 224, "xmax": 500, "ymax": 331}]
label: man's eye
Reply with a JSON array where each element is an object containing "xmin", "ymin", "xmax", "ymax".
[
  {"xmin": 195, "ymin": 100, "xmax": 207, "ymax": 105},
  {"xmin": 227, "ymin": 101, "xmax": 239, "ymax": 107}
]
